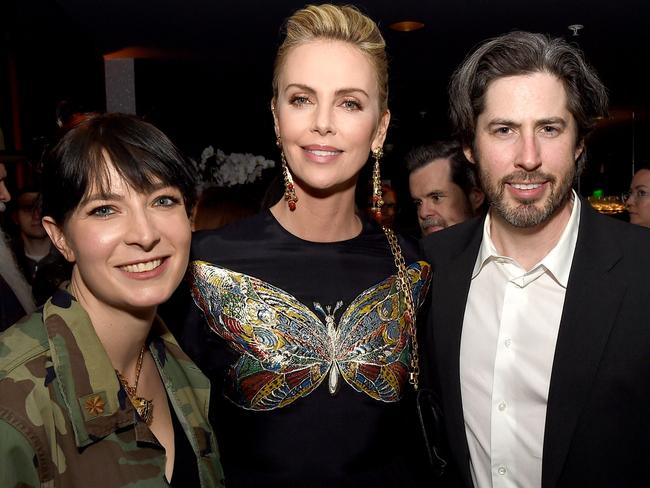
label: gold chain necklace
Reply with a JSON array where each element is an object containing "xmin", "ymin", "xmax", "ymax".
[
  {"xmin": 382, "ymin": 226, "xmax": 419, "ymax": 390},
  {"xmin": 115, "ymin": 345, "xmax": 154, "ymax": 425}
]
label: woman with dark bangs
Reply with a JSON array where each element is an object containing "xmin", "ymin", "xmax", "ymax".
[{"xmin": 0, "ymin": 113, "xmax": 224, "ymax": 487}]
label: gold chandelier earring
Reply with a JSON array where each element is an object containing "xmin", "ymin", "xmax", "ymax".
[
  {"xmin": 370, "ymin": 146, "xmax": 384, "ymax": 219},
  {"xmin": 277, "ymin": 136, "xmax": 298, "ymax": 211}
]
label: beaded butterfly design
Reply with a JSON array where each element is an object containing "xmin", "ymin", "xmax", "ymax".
[{"xmin": 189, "ymin": 260, "xmax": 430, "ymax": 411}]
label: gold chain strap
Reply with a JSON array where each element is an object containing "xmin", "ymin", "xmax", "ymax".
[{"xmin": 382, "ymin": 226, "xmax": 419, "ymax": 390}]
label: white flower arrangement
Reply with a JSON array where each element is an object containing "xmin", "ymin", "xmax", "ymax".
[{"xmin": 191, "ymin": 146, "xmax": 275, "ymax": 190}]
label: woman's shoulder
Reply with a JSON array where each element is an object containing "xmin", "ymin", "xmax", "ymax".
[
  {"xmin": 0, "ymin": 310, "xmax": 49, "ymax": 379},
  {"xmin": 0, "ymin": 310, "xmax": 56, "ymax": 465}
]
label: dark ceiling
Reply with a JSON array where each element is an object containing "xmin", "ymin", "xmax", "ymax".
[{"xmin": 3, "ymin": 0, "xmax": 650, "ymax": 194}]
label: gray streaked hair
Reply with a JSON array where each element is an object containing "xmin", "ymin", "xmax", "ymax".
[
  {"xmin": 0, "ymin": 228, "xmax": 35, "ymax": 316},
  {"xmin": 449, "ymin": 31, "xmax": 608, "ymax": 169}
]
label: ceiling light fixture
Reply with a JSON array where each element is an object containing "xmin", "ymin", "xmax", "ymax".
[
  {"xmin": 568, "ymin": 24, "xmax": 584, "ymax": 36},
  {"xmin": 389, "ymin": 21, "xmax": 425, "ymax": 32}
]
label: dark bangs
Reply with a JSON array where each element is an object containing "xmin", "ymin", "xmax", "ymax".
[{"xmin": 42, "ymin": 113, "xmax": 196, "ymax": 223}]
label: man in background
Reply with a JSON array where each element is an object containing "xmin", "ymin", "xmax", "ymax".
[
  {"xmin": 10, "ymin": 187, "xmax": 54, "ymax": 284},
  {"xmin": 406, "ymin": 141, "xmax": 484, "ymax": 236}
]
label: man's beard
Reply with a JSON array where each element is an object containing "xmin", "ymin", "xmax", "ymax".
[{"xmin": 478, "ymin": 165, "xmax": 575, "ymax": 228}]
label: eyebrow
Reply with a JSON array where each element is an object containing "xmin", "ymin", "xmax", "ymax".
[
  {"xmin": 487, "ymin": 117, "xmax": 568, "ymax": 128},
  {"xmin": 284, "ymin": 83, "xmax": 369, "ymax": 98},
  {"xmin": 81, "ymin": 192, "xmax": 123, "ymax": 205},
  {"xmin": 537, "ymin": 117, "xmax": 568, "ymax": 127},
  {"xmin": 81, "ymin": 182, "xmax": 174, "ymax": 205}
]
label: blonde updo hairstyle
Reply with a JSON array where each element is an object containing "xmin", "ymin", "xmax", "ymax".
[{"xmin": 272, "ymin": 4, "xmax": 389, "ymax": 114}]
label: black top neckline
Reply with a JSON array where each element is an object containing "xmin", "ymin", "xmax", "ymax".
[{"xmin": 264, "ymin": 208, "xmax": 377, "ymax": 246}]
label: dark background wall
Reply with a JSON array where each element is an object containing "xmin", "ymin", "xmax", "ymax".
[{"xmin": 2, "ymin": 0, "xmax": 649, "ymax": 205}]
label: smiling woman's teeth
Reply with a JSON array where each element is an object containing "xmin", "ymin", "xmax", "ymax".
[
  {"xmin": 511, "ymin": 183, "xmax": 542, "ymax": 190},
  {"xmin": 307, "ymin": 149, "xmax": 339, "ymax": 157},
  {"xmin": 121, "ymin": 259, "xmax": 162, "ymax": 273}
]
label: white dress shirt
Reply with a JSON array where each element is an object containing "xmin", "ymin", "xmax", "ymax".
[{"xmin": 460, "ymin": 194, "xmax": 581, "ymax": 488}]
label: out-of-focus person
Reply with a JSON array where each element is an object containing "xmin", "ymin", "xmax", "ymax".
[
  {"xmin": 624, "ymin": 163, "xmax": 650, "ymax": 228},
  {"xmin": 364, "ymin": 181, "xmax": 398, "ymax": 228},
  {"xmin": 379, "ymin": 182, "xmax": 398, "ymax": 228},
  {"xmin": 9, "ymin": 187, "xmax": 55, "ymax": 283},
  {"xmin": 0, "ymin": 113, "xmax": 224, "ymax": 487},
  {"xmin": 192, "ymin": 186, "xmax": 257, "ymax": 231},
  {"xmin": 407, "ymin": 141, "xmax": 484, "ymax": 236},
  {"xmin": 0, "ymin": 162, "xmax": 36, "ymax": 331},
  {"xmin": 0, "ymin": 161, "xmax": 10, "ymax": 210},
  {"xmin": 30, "ymin": 249, "xmax": 73, "ymax": 306}
]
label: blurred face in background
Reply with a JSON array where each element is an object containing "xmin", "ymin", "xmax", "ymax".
[
  {"xmin": 626, "ymin": 169, "xmax": 650, "ymax": 228},
  {"xmin": 409, "ymin": 158, "xmax": 474, "ymax": 235},
  {"xmin": 15, "ymin": 192, "xmax": 47, "ymax": 239},
  {"xmin": 0, "ymin": 163, "xmax": 10, "ymax": 212}
]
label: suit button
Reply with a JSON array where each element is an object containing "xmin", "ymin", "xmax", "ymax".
[
  {"xmin": 498, "ymin": 465, "xmax": 507, "ymax": 476},
  {"xmin": 498, "ymin": 401, "xmax": 507, "ymax": 411}
]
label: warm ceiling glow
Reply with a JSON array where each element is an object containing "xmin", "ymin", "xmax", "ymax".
[
  {"xmin": 103, "ymin": 47, "xmax": 193, "ymax": 60},
  {"xmin": 389, "ymin": 21, "xmax": 425, "ymax": 32}
]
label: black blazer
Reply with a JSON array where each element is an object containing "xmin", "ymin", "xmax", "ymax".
[{"xmin": 421, "ymin": 202, "xmax": 650, "ymax": 488}]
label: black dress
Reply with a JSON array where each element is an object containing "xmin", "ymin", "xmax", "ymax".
[{"xmin": 168, "ymin": 211, "xmax": 432, "ymax": 487}]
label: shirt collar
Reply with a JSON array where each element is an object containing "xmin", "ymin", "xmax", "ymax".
[{"xmin": 472, "ymin": 191, "xmax": 581, "ymax": 287}]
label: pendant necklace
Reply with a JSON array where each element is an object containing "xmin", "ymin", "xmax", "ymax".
[{"xmin": 115, "ymin": 345, "xmax": 154, "ymax": 425}]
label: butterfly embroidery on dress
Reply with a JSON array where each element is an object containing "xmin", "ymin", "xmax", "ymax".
[{"xmin": 189, "ymin": 260, "xmax": 431, "ymax": 411}]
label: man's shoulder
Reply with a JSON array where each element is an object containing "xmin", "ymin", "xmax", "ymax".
[
  {"xmin": 582, "ymin": 207, "xmax": 650, "ymax": 259},
  {"xmin": 420, "ymin": 215, "xmax": 484, "ymax": 261},
  {"xmin": 614, "ymin": 220, "xmax": 650, "ymax": 266}
]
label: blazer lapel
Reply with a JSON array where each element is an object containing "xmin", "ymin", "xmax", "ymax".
[
  {"xmin": 429, "ymin": 218, "xmax": 484, "ymax": 488},
  {"xmin": 542, "ymin": 205, "xmax": 626, "ymax": 488}
]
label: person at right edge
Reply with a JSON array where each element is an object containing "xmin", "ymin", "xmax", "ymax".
[
  {"xmin": 421, "ymin": 31, "xmax": 650, "ymax": 487},
  {"xmin": 164, "ymin": 4, "xmax": 440, "ymax": 487}
]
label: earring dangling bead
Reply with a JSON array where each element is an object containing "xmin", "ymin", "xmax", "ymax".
[
  {"xmin": 371, "ymin": 147, "xmax": 384, "ymax": 219},
  {"xmin": 280, "ymin": 152, "xmax": 298, "ymax": 211}
]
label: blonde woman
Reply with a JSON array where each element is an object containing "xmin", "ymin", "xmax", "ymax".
[{"xmin": 175, "ymin": 5, "xmax": 433, "ymax": 486}]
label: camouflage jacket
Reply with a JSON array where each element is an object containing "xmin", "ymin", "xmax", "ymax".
[{"xmin": 0, "ymin": 289, "xmax": 225, "ymax": 487}]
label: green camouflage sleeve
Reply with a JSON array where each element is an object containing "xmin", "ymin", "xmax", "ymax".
[{"xmin": 0, "ymin": 420, "xmax": 41, "ymax": 488}]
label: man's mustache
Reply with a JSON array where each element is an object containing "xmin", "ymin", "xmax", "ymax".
[{"xmin": 422, "ymin": 216, "xmax": 446, "ymax": 229}]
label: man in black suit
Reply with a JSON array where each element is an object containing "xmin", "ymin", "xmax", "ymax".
[{"xmin": 422, "ymin": 31, "xmax": 650, "ymax": 488}]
